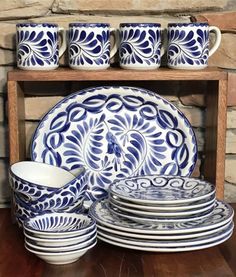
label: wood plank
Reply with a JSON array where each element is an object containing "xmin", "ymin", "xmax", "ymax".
[
  {"xmin": 7, "ymin": 81, "xmax": 26, "ymax": 164},
  {"xmin": 8, "ymin": 67, "xmax": 227, "ymax": 82},
  {"xmin": 204, "ymin": 80, "xmax": 227, "ymax": 199}
]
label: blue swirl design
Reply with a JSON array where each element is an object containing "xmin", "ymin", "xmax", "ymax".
[
  {"xmin": 69, "ymin": 28, "xmax": 110, "ymax": 66},
  {"xmin": 31, "ymin": 86, "xmax": 197, "ymax": 202},
  {"xmin": 110, "ymin": 176, "xmax": 215, "ymax": 202},
  {"xmin": 119, "ymin": 28, "xmax": 161, "ymax": 66},
  {"xmin": 17, "ymin": 29, "xmax": 59, "ymax": 67},
  {"xmin": 168, "ymin": 28, "xmax": 209, "ymax": 67}
]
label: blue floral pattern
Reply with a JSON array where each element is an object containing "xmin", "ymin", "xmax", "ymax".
[
  {"xmin": 167, "ymin": 25, "xmax": 209, "ymax": 67},
  {"xmin": 69, "ymin": 26, "xmax": 110, "ymax": 67},
  {"xmin": 17, "ymin": 27, "xmax": 59, "ymax": 68},
  {"xmin": 120, "ymin": 26, "xmax": 162, "ymax": 67},
  {"xmin": 31, "ymin": 87, "xmax": 197, "ymax": 202}
]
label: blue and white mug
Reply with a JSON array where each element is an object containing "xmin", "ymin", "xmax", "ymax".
[
  {"xmin": 119, "ymin": 23, "xmax": 164, "ymax": 70},
  {"xmin": 16, "ymin": 23, "xmax": 66, "ymax": 70},
  {"xmin": 167, "ymin": 23, "xmax": 221, "ymax": 70},
  {"xmin": 68, "ymin": 23, "xmax": 118, "ymax": 70}
]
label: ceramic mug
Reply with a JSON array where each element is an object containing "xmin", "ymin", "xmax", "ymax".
[
  {"xmin": 16, "ymin": 23, "xmax": 66, "ymax": 70},
  {"xmin": 119, "ymin": 23, "xmax": 164, "ymax": 70},
  {"xmin": 68, "ymin": 23, "xmax": 118, "ymax": 70},
  {"xmin": 167, "ymin": 23, "xmax": 221, "ymax": 70}
]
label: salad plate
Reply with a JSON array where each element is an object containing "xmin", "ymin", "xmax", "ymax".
[
  {"xmin": 31, "ymin": 86, "xmax": 197, "ymax": 202},
  {"xmin": 109, "ymin": 175, "xmax": 215, "ymax": 205},
  {"xmin": 97, "ymin": 222, "xmax": 233, "ymax": 247},
  {"xmin": 109, "ymin": 197, "xmax": 215, "ymax": 217},
  {"xmin": 97, "ymin": 231, "xmax": 232, "ymax": 252},
  {"xmin": 96, "ymin": 221, "xmax": 232, "ymax": 240},
  {"xmin": 89, "ymin": 199, "xmax": 234, "ymax": 234},
  {"xmin": 108, "ymin": 201, "xmax": 214, "ymax": 223},
  {"xmin": 109, "ymin": 194, "xmax": 216, "ymax": 211}
]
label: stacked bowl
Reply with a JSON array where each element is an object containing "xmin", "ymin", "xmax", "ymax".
[
  {"xmin": 90, "ymin": 175, "xmax": 234, "ymax": 252},
  {"xmin": 9, "ymin": 161, "xmax": 87, "ymax": 226},
  {"xmin": 23, "ymin": 212, "xmax": 97, "ymax": 264}
]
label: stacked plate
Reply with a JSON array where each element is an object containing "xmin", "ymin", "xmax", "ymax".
[{"xmin": 89, "ymin": 175, "xmax": 234, "ymax": 252}]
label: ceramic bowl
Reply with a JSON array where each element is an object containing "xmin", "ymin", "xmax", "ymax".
[
  {"xmin": 25, "ymin": 239, "xmax": 97, "ymax": 265},
  {"xmin": 25, "ymin": 233, "xmax": 96, "ymax": 252},
  {"xmin": 9, "ymin": 161, "xmax": 86, "ymax": 201},
  {"xmin": 23, "ymin": 212, "xmax": 96, "ymax": 238},
  {"xmin": 14, "ymin": 192, "xmax": 84, "ymax": 226},
  {"xmin": 24, "ymin": 227, "xmax": 97, "ymax": 247}
]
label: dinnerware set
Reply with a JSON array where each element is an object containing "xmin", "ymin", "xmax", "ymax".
[
  {"xmin": 16, "ymin": 22, "xmax": 221, "ymax": 70},
  {"xmin": 8, "ymin": 84, "xmax": 234, "ymax": 259},
  {"xmin": 23, "ymin": 212, "xmax": 97, "ymax": 264},
  {"xmin": 89, "ymin": 176, "xmax": 234, "ymax": 252}
]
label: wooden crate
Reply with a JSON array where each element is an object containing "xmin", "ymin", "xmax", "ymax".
[{"xmin": 7, "ymin": 67, "xmax": 228, "ymax": 199}]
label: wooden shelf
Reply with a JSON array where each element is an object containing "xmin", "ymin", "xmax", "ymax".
[{"xmin": 7, "ymin": 67, "xmax": 228, "ymax": 199}]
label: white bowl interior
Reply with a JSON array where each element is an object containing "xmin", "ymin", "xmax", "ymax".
[{"xmin": 11, "ymin": 161, "xmax": 77, "ymax": 188}]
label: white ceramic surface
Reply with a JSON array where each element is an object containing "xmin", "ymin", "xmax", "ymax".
[
  {"xmin": 109, "ymin": 194, "xmax": 216, "ymax": 211},
  {"xmin": 97, "ymin": 232, "xmax": 232, "ymax": 252},
  {"xmin": 96, "ymin": 221, "xmax": 232, "ymax": 240},
  {"xmin": 89, "ymin": 199, "xmax": 234, "ymax": 234},
  {"xmin": 24, "ymin": 227, "xmax": 97, "ymax": 247},
  {"xmin": 109, "ymin": 175, "xmax": 215, "ymax": 205},
  {"xmin": 25, "ymin": 240, "xmax": 97, "ymax": 265}
]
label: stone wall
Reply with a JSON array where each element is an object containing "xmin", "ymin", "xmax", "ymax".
[{"xmin": 0, "ymin": 0, "xmax": 236, "ymax": 206}]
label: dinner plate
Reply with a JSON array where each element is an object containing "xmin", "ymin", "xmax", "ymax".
[
  {"xmin": 97, "ymin": 231, "xmax": 232, "ymax": 252},
  {"xmin": 89, "ymin": 199, "xmax": 234, "ymax": 234},
  {"xmin": 109, "ymin": 175, "xmax": 215, "ymax": 205},
  {"xmin": 97, "ymin": 222, "xmax": 233, "ymax": 247},
  {"xmin": 96, "ymin": 221, "xmax": 233, "ymax": 240},
  {"xmin": 108, "ymin": 201, "xmax": 214, "ymax": 223},
  {"xmin": 31, "ymin": 86, "xmax": 197, "ymax": 202},
  {"xmin": 109, "ymin": 197, "xmax": 215, "ymax": 217},
  {"xmin": 109, "ymin": 194, "xmax": 216, "ymax": 211}
]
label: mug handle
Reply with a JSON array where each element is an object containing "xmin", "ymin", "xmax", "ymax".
[
  {"xmin": 209, "ymin": 26, "xmax": 221, "ymax": 57},
  {"xmin": 110, "ymin": 28, "xmax": 119, "ymax": 59},
  {"xmin": 160, "ymin": 28, "xmax": 167, "ymax": 57},
  {"xmin": 58, "ymin": 27, "xmax": 67, "ymax": 58}
]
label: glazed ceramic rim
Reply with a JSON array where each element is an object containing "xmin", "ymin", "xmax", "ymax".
[
  {"xmin": 69, "ymin": 23, "xmax": 110, "ymax": 27},
  {"xmin": 168, "ymin": 22, "xmax": 209, "ymax": 27},
  {"xmin": 23, "ymin": 212, "xmax": 96, "ymax": 235},
  {"xmin": 16, "ymin": 23, "xmax": 58, "ymax": 28},
  {"xmin": 24, "ymin": 227, "xmax": 97, "ymax": 243},
  {"xmin": 25, "ymin": 234, "xmax": 97, "ymax": 252},
  {"xmin": 109, "ymin": 175, "xmax": 215, "ymax": 204},
  {"xmin": 9, "ymin": 161, "xmax": 84, "ymax": 191},
  {"xmin": 97, "ymin": 232, "xmax": 232, "ymax": 252},
  {"xmin": 25, "ymin": 239, "xmax": 97, "ymax": 255},
  {"xmin": 89, "ymin": 199, "xmax": 234, "ymax": 234},
  {"xmin": 120, "ymin": 23, "xmax": 161, "ymax": 27}
]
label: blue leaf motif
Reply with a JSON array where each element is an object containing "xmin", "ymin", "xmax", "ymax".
[{"xmin": 50, "ymin": 112, "xmax": 68, "ymax": 130}]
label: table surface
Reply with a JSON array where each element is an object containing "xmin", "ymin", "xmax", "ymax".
[{"xmin": 0, "ymin": 204, "xmax": 235, "ymax": 277}]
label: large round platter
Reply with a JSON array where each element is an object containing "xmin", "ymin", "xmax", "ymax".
[
  {"xmin": 109, "ymin": 198, "xmax": 215, "ymax": 217},
  {"xmin": 31, "ymin": 86, "xmax": 197, "ymax": 202},
  {"xmin": 97, "ymin": 223, "xmax": 233, "ymax": 247},
  {"xmin": 109, "ymin": 175, "xmax": 215, "ymax": 205},
  {"xmin": 97, "ymin": 231, "xmax": 232, "ymax": 252},
  {"xmin": 110, "ymin": 194, "xmax": 216, "ymax": 211},
  {"xmin": 96, "ymin": 221, "xmax": 232, "ymax": 240},
  {"xmin": 89, "ymin": 199, "xmax": 234, "ymax": 234}
]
